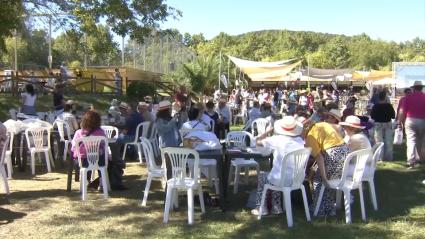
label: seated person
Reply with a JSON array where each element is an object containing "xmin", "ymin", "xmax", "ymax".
[
  {"xmin": 115, "ymin": 102, "xmax": 144, "ymax": 160},
  {"xmin": 304, "ymin": 120, "xmax": 349, "ymax": 217},
  {"xmin": 117, "ymin": 102, "xmax": 144, "ymax": 143},
  {"xmin": 108, "ymin": 99, "xmax": 121, "ymax": 124},
  {"xmin": 182, "ymin": 107, "xmax": 210, "ymax": 131},
  {"xmin": 204, "ymin": 100, "xmax": 219, "ymax": 136},
  {"xmin": 251, "ymin": 116, "xmax": 305, "ymax": 215},
  {"xmin": 156, "ymin": 100, "xmax": 181, "ymax": 147},
  {"xmin": 57, "ymin": 101, "xmax": 79, "ymax": 136},
  {"xmin": 339, "ymin": 115, "xmax": 371, "ymax": 151},
  {"xmin": 138, "ymin": 102, "xmax": 153, "ymax": 136},
  {"xmin": 71, "ymin": 110, "xmax": 125, "ymax": 190}
]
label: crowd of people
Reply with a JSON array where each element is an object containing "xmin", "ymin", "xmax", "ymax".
[{"xmin": 1, "ymin": 79, "xmax": 424, "ymax": 219}]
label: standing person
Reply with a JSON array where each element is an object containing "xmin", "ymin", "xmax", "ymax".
[
  {"xmin": 205, "ymin": 100, "xmax": 220, "ymax": 137},
  {"xmin": 21, "ymin": 84, "xmax": 37, "ymax": 115},
  {"xmin": 60, "ymin": 62, "xmax": 68, "ymax": 83},
  {"xmin": 53, "ymin": 83, "xmax": 65, "ymax": 117},
  {"xmin": 298, "ymin": 90, "xmax": 308, "ymax": 110},
  {"xmin": 371, "ymin": 91, "xmax": 395, "ymax": 161},
  {"xmin": 396, "ymin": 88, "xmax": 412, "ymax": 123},
  {"xmin": 114, "ymin": 68, "xmax": 122, "ymax": 96},
  {"xmin": 398, "ymin": 81, "xmax": 425, "ymax": 168},
  {"xmin": 217, "ymin": 98, "xmax": 231, "ymax": 139},
  {"xmin": 307, "ymin": 90, "xmax": 315, "ymax": 113}
]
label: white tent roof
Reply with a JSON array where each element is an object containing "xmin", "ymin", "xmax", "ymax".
[
  {"xmin": 228, "ymin": 56, "xmax": 301, "ymax": 82},
  {"xmin": 371, "ymin": 77, "xmax": 395, "ymax": 86}
]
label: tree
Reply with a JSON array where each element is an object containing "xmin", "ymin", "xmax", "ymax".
[
  {"xmin": 0, "ymin": 1, "xmax": 22, "ymax": 50},
  {"xmin": 24, "ymin": 0, "xmax": 181, "ymax": 40},
  {"xmin": 86, "ymin": 25, "xmax": 120, "ymax": 66},
  {"xmin": 0, "ymin": 1, "xmax": 180, "ymax": 51}
]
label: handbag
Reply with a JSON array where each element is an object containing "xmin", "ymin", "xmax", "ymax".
[{"xmin": 393, "ymin": 127, "xmax": 403, "ymax": 145}]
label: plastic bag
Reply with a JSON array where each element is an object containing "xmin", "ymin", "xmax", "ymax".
[{"xmin": 393, "ymin": 127, "xmax": 403, "ymax": 145}]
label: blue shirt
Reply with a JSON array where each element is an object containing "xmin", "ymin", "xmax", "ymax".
[{"xmin": 125, "ymin": 112, "xmax": 144, "ymax": 136}]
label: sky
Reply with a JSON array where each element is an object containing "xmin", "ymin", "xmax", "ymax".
[{"xmin": 160, "ymin": 0, "xmax": 425, "ymax": 42}]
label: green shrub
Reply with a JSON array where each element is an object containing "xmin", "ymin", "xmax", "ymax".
[{"xmin": 126, "ymin": 80, "xmax": 155, "ymax": 101}]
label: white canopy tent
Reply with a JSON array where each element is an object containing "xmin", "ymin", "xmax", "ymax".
[{"xmin": 227, "ymin": 55, "xmax": 302, "ymax": 83}]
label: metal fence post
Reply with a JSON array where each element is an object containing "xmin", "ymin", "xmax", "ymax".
[{"xmin": 90, "ymin": 74, "xmax": 94, "ymax": 94}]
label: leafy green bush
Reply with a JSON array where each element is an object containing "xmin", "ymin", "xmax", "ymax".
[{"xmin": 126, "ymin": 80, "xmax": 155, "ymax": 101}]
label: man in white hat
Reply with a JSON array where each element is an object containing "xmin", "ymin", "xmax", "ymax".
[
  {"xmin": 339, "ymin": 115, "xmax": 371, "ymax": 152},
  {"xmin": 398, "ymin": 80, "xmax": 425, "ymax": 168},
  {"xmin": 251, "ymin": 116, "xmax": 305, "ymax": 216}
]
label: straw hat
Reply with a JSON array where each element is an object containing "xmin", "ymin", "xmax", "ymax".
[
  {"xmin": 274, "ymin": 116, "xmax": 303, "ymax": 136},
  {"xmin": 119, "ymin": 102, "xmax": 129, "ymax": 110},
  {"xmin": 327, "ymin": 109, "xmax": 341, "ymax": 121},
  {"xmin": 412, "ymin": 81, "xmax": 423, "ymax": 87},
  {"xmin": 339, "ymin": 115, "xmax": 365, "ymax": 129},
  {"xmin": 158, "ymin": 100, "xmax": 171, "ymax": 110}
]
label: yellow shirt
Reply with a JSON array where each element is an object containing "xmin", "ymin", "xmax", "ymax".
[{"xmin": 305, "ymin": 122, "xmax": 344, "ymax": 157}]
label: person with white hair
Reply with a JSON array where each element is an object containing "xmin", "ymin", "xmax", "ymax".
[{"xmin": 251, "ymin": 116, "xmax": 305, "ymax": 216}]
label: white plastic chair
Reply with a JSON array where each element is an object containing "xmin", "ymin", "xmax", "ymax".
[
  {"xmin": 258, "ymin": 148, "xmax": 312, "ymax": 227},
  {"xmin": 313, "ymin": 148, "xmax": 372, "ymax": 224},
  {"xmin": 140, "ymin": 137, "xmax": 166, "ymax": 206},
  {"xmin": 179, "ymin": 128, "xmax": 220, "ymax": 194},
  {"xmin": 74, "ymin": 136, "xmax": 110, "ymax": 200},
  {"xmin": 162, "ymin": 147, "xmax": 205, "ymax": 225},
  {"xmin": 149, "ymin": 124, "xmax": 160, "ymax": 159},
  {"xmin": 9, "ymin": 109, "xmax": 17, "ymax": 120},
  {"xmin": 226, "ymin": 131, "xmax": 260, "ymax": 194},
  {"xmin": 101, "ymin": 126, "xmax": 119, "ymax": 142},
  {"xmin": 4, "ymin": 131, "xmax": 14, "ymax": 179},
  {"xmin": 363, "ymin": 142, "xmax": 384, "ymax": 211},
  {"xmin": 122, "ymin": 121, "xmax": 150, "ymax": 162},
  {"xmin": 251, "ymin": 118, "xmax": 270, "ymax": 137},
  {"xmin": 25, "ymin": 126, "xmax": 55, "ymax": 175},
  {"xmin": 53, "ymin": 119, "xmax": 72, "ymax": 162},
  {"xmin": 1, "ymin": 135, "xmax": 10, "ymax": 194}
]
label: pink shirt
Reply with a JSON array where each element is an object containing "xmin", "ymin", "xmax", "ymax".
[
  {"xmin": 401, "ymin": 91, "xmax": 425, "ymax": 119},
  {"xmin": 71, "ymin": 128, "xmax": 106, "ymax": 160}
]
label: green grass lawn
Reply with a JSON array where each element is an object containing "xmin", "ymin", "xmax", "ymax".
[
  {"xmin": 0, "ymin": 94, "xmax": 425, "ymax": 238},
  {"xmin": 0, "ymin": 145, "xmax": 424, "ymax": 239}
]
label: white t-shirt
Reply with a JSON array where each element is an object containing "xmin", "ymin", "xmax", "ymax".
[
  {"xmin": 21, "ymin": 92, "xmax": 36, "ymax": 106},
  {"xmin": 261, "ymin": 135, "xmax": 305, "ymax": 186},
  {"xmin": 182, "ymin": 120, "xmax": 210, "ymax": 131},
  {"xmin": 344, "ymin": 133, "xmax": 371, "ymax": 152},
  {"xmin": 299, "ymin": 95, "xmax": 308, "ymax": 106}
]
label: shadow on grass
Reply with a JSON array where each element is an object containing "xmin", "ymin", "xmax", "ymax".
[{"xmin": 0, "ymin": 208, "xmax": 27, "ymax": 225}]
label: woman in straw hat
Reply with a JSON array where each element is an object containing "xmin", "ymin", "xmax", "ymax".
[
  {"xmin": 339, "ymin": 115, "xmax": 371, "ymax": 152},
  {"xmin": 251, "ymin": 116, "xmax": 305, "ymax": 216},
  {"xmin": 156, "ymin": 100, "xmax": 181, "ymax": 147},
  {"xmin": 304, "ymin": 118, "xmax": 349, "ymax": 217}
]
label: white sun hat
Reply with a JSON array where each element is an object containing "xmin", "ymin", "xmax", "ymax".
[
  {"xmin": 339, "ymin": 115, "xmax": 365, "ymax": 129},
  {"xmin": 274, "ymin": 116, "xmax": 303, "ymax": 136}
]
